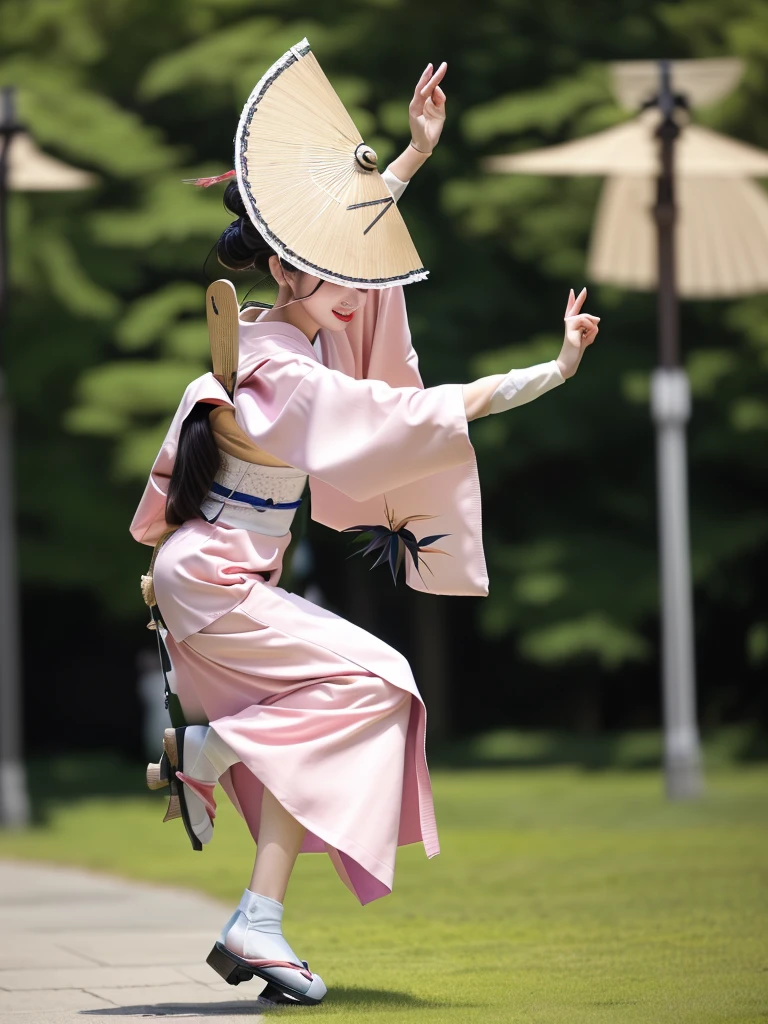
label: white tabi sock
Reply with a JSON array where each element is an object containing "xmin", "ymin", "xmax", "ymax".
[
  {"xmin": 183, "ymin": 726, "xmax": 239, "ymax": 783},
  {"xmin": 177, "ymin": 727, "xmax": 239, "ymax": 846},
  {"xmin": 221, "ymin": 889, "xmax": 303, "ymax": 967},
  {"xmin": 220, "ymin": 889, "xmax": 327, "ymax": 1001}
]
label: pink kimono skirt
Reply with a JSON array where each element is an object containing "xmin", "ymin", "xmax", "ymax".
[{"xmin": 155, "ymin": 520, "xmax": 439, "ymax": 906}]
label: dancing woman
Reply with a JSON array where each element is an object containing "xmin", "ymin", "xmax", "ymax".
[{"xmin": 131, "ymin": 40, "xmax": 599, "ymax": 1006}]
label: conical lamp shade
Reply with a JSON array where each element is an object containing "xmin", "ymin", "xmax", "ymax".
[
  {"xmin": 235, "ymin": 39, "xmax": 427, "ymax": 289},
  {"xmin": 589, "ymin": 175, "xmax": 768, "ymax": 298},
  {"xmin": 486, "ymin": 112, "xmax": 768, "ymax": 178},
  {"xmin": 3, "ymin": 132, "xmax": 96, "ymax": 191}
]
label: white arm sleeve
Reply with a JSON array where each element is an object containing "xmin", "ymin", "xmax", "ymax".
[
  {"xmin": 488, "ymin": 360, "xmax": 565, "ymax": 415},
  {"xmin": 381, "ymin": 166, "xmax": 409, "ymax": 203}
]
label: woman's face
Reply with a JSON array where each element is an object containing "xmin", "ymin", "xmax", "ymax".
[
  {"xmin": 295, "ymin": 273, "xmax": 369, "ymax": 332},
  {"xmin": 271, "ymin": 256, "xmax": 368, "ymax": 332}
]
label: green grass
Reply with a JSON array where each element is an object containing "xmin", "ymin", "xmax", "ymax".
[{"xmin": 1, "ymin": 761, "xmax": 767, "ymax": 1023}]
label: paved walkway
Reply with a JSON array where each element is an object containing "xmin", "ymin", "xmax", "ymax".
[{"xmin": 0, "ymin": 860, "xmax": 270, "ymax": 1022}]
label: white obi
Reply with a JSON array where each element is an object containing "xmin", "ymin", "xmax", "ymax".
[{"xmin": 199, "ymin": 452, "xmax": 307, "ymax": 537}]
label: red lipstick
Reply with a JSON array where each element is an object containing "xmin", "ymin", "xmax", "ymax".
[{"xmin": 332, "ymin": 310, "xmax": 354, "ymax": 323}]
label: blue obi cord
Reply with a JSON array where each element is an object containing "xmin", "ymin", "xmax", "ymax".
[{"xmin": 209, "ymin": 481, "xmax": 303, "ymax": 510}]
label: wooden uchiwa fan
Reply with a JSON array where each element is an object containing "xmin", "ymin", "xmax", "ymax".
[
  {"xmin": 206, "ymin": 279, "xmax": 239, "ymax": 397},
  {"xmin": 235, "ymin": 38, "xmax": 428, "ymax": 289}
]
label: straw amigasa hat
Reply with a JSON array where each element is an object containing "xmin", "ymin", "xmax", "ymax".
[{"xmin": 234, "ymin": 38, "xmax": 428, "ymax": 289}]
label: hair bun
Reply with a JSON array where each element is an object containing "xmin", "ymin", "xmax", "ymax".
[
  {"xmin": 216, "ymin": 181, "xmax": 292, "ymax": 276},
  {"xmin": 217, "ymin": 220, "xmax": 259, "ymax": 271},
  {"xmin": 222, "ymin": 180, "xmax": 247, "ymax": 218}
]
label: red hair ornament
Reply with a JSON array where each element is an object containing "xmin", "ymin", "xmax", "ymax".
[{"xmin": 183, "ymin": 170, "xmax": 237, "ymax": 188}]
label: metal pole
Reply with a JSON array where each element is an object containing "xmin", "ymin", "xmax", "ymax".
[
  {"xmin": 651, "ymin": 63, "xmax": 703, "ymax": 799},
  {"xmin": 0, "ymin": 85, "xmax": 29, "ymax": 827}
]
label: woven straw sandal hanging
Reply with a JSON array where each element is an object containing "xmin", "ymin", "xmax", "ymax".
[{"xmin": 234, "ymin": 38, "xmax": 427, "ymax": 289}]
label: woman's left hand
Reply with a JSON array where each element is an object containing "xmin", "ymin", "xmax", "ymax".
[
  {"xmin": 557, "ymin": 287, "xmax": 600, "ymax": 379},
  {"xmin": 409, "ymin": 62, "xmax": 447, "ymax": 154}
]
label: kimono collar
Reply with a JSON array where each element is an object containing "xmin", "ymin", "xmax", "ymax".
[
  {"xmin": 237, "ymin": 309, "xmax": 361, "ymax": 379},
  {"xmin": 237, "ymin": 313, "xmax": 319, "ymax": 361}
]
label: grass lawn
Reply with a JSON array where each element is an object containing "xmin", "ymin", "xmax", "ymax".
[{"xmin": 1, "ymin": 762, "xmax": 766, "ymax": 1023}]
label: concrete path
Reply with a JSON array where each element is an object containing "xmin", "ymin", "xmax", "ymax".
[{"xmin": 0, "ymin": 860, "xmax": 270, "ymax": 1022}]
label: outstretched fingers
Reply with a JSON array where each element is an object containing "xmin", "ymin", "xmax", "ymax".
[
  {"xmin": 411, "ymin": 65, "xmax": 431, "ymax": 115},
  {"xmin": 414, "ymin": 63, "xmax": 433, "ymax": 95},
  {"xmin": 412, "ymin": 62, "xmax": 448, "ymax": 126},
  {"xmin": 421, "ymin": 61, "xmax": 450, "ymax": 97},
  {"xmin": 565, "ymin": 286, "xmax": 587, "ymax": 319}
]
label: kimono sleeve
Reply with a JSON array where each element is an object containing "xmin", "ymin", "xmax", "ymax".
[
  {"xmin": 235, "ymin": 352, "xmax": 474, "ymax": 503},
  {"xmin": 129, "ymin": 440, "xmax": 177, "ymax": 546}
]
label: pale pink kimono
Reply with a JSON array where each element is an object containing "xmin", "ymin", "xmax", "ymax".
[{"xmin": 130, "ymin": 285, "xmax": 488, "ymax": 905}]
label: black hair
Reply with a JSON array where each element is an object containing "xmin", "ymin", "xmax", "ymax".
[
  {"xmin": 165, "ymin": 402, "xmax": 220, "ymax": 526},
  {"xmin": 165, "ymin": 187, "xmax": 282, "ymax": 527},
  {"xmin": 166, "ymin": 187, "xmax": 313, "ymax": 527},
  {"xmin": 217, "ymin": 180, "xmax": 298, "ymax": 276}
]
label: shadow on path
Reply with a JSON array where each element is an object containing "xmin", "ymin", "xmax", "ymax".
[
  {"xmin": 81, "ymin": 986, "xmax": 469, "ymax": 1016},
  {"xmin": 81, "ymin": 998, "xmax": 271, "ymax": 1017}
]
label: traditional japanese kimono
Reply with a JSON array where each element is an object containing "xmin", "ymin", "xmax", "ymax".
[{"xmin": 130, "ymin": 281, "xmax": 489, "ymax": 905}]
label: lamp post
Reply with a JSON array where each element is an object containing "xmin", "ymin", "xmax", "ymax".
[
  {"xmin": 0, "ymin": 86, "xmax": 96, "ymax": 827},
  {"xmin": 648, "ymin": 63, "xmax": 701, "ymax": 798},
  {"xmin": 0, "ymin": 86, "xmax": 26, "ymax": 826},
  {"xmin": 486, "ymin": 58, "xmax": 768, "ymax": 799}
]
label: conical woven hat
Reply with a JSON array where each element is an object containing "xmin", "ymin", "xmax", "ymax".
[{"xmin": 234, "ymin": 39, "xmax": 428, "ymax": 289}]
